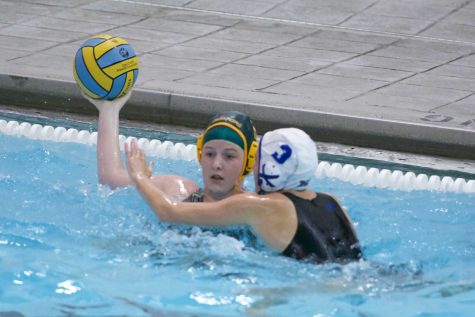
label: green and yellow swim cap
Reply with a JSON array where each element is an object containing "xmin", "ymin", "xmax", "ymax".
[{"xmin": 197, "ymin": 111, "xmax": 258, "ymax": 179}]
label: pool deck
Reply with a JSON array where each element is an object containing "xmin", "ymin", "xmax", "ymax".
[{"xmin": 0, "ymin": 0, "xmax": 474, "ymax": 159}]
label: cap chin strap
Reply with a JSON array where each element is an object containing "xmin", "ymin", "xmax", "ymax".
[{"xmin": 197, "ymin": 122, "xmax": 257, "ymax": 179}]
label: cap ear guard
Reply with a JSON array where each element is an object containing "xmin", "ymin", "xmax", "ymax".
[
  {"xmin": 258, "ymin": 162, "xmax": 283, "ymax": 193},
  {"xmin": 242, "ymin": 139, "xmax": 258, "ymax": 176},
  {"xmin": 241, "ymin": 125, "xmax": 258, "ymax": 176},
  {"xmin": 196, "ymin": 133, "xmax": 204, "ymax": 163}
]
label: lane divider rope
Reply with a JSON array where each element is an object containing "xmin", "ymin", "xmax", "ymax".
[{"xmin": 1, "ymin": 119, "xmax": 474, "ymax": 193}]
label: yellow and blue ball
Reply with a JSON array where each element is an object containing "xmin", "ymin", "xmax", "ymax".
[{"xmin": 73, "ymin": 34, "xmax": 139, "ymax": 100}]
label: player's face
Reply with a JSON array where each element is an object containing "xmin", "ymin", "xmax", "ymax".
[{"xmin": 201, "ymin": 140, "xmax": 244, "ymax": 201}]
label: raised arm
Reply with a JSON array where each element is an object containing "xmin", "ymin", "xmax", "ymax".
[
  {"xmin": 86, "ymin": 93, "xmax": 133, "ymax": 188},
  {"xmin": 85, "ymin": 94, "xmax": 198, "ymax": 199},
  {"xmin": 98, "ymin": 96, "xmax": 132, "ymax": 187}
]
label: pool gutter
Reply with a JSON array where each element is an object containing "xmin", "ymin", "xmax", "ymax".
[{"xmin": 1, "ymin": 73, "xmax": 474, "ymax": 160}]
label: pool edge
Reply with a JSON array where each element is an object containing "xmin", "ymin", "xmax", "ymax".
[{"xmin": 1, "ymin": 73, "xmax": 474, "ymax": 160}]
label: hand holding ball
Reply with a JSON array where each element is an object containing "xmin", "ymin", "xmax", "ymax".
[{"xmin": 73, "ymin": 34, "xmax": 138, "ymax": 100}]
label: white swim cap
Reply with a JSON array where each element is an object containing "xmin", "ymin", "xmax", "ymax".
[{"xmin": 257, "ymin": 128, "xmax": 318, "ymax": 193}]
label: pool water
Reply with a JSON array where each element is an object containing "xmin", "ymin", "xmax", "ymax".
[{"xmin": 1, "ymin": 131, "xmax": 474, "ymax": 317}]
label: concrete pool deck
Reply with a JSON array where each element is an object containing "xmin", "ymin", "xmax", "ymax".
[{"xmin": 0, "ymin": 0, "xmax": 474, "ymax": 159}]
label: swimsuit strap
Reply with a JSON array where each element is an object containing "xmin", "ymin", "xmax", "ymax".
[{"xmin": 183, "ymin": 188, "xmax": 205, "ymax": 202}]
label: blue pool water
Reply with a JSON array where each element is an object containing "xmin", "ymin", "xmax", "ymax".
[{"xmin": 1, "ymin": 129, "xmax": 474, "ymax": 317}]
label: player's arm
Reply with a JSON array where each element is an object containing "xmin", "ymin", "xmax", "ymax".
[
  {"xmin": 125, "ymin": 139, "xmax": 269, "ymax": 226},
  {"xmin": 85, "ymin": 93, "xmax": 198, "ymax": 198},
  {"xmin": 85, "ymin": 93, "xmax": 134, "ymax": 188}
]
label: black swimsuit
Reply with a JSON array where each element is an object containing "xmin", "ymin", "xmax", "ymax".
[
  {"xmin": 183, "ymin": 188, "xmax": 205, "ymax": 202},
  {"xmin": 282, "ymin": 192, "xmax": 362, "ymax": 264}
]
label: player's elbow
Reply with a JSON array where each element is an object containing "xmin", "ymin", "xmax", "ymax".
[
  {"xmin": 149, "ymin": 201, "xmax": 174, "ymax": 222},
  {"xmin": 98, "ymin": 174, "xmax": 110, "ymax": 186},
  {"xmin": 98, "ymin": 172, "xmax": 131, "ymax": 189},
  {"xmin": 153, "ymin": 209, "xmax": 175, "ymax": 223},
  {"xmin": 98, "ymin": 171, "xmax": 116, "ymax": 187}
]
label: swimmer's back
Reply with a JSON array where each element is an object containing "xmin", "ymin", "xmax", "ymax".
[{"xmin": 282, "ymin": 192, "xmax": 362, "ymax": 263}]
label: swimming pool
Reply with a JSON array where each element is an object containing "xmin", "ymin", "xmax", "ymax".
[{"xmin": 1, "ymin": 116, "xmax": 474, "ymax": 317}]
